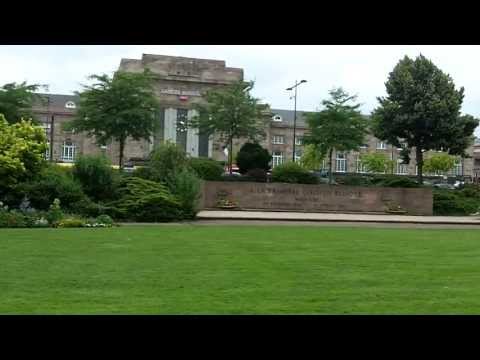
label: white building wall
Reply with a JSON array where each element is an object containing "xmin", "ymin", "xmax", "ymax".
[
  {"xmin": 164, "ymin": 108, "xmax": 177, "ymax": 143},
  {"xmin": 186, "ymin": 109, "xmax": 199, "ymax": 157}
]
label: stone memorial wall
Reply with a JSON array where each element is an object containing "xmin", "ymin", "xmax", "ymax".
[{"xmin": 200, "ymin": 181, "xmax": 433, "ymax": 215}]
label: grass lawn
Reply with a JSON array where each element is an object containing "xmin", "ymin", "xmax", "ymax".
[{"xmin": 1, "ymin": 225, "xmax": 480, "ymax": 314}]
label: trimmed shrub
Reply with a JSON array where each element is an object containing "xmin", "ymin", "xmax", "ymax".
[
  {"xmin": 107, "ymin": 177, "xmax": 183, "ymax": 222},
  {"xmin": 58, "ymin": 217, "xmax": 86, "ymax": 228},
  {"xmin": 236, "ymin": 142, "xmax": 271, "ymax": 174},
  {"xmin": 373, "ymin": 176, "xmax": 419, "ymax": 188},
  {"xmin": 18, "ymin": 165, "xmax": 87, "ymax": 211},
  {"xmin": 336, "ymin": 176, "xmax": 372, "ymax": 187},
  {"xmin": 188, "ymin": 157, "xmax": 223, "ymax": 181},
  {"xmin": 72, "ymin": 155, "xmax": 115, "ymax": 201},
  {"xmin": 271, "ymin": 162, "xmax": 318, "ymax": 184},
  {"xmin": 433, "ymin": 189, "xmax": 479, "ymax": 216}
]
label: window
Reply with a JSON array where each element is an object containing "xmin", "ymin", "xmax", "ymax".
[
  {"xmin": 335, "ymin": 152, "xmax": 347, "ymax": 173},
  {"xmin": 321, "ymin": 159, "xmax": 327, "ymax": 171},
  {"xmin": 294, "ymin": 150, "xmax": 302, "ymax": 163},
  {"xmin": 272, "ymin": 135, "xmax": 285, "ymax": 144},
  {"xmin": 45, "ymin": 141, "xmax": 50, "ymax": 160},
  {"xmin": 41, "ymin": 122, "xmax": 51, "ymax": 137},
  {"xmin": 65, "ymin": 101, "xmax": 76, "ymax": 109},
  {"xmin": 356, "ymin": 158, "xmax": 368, "ymax": 173},
  {"xmin": 453, "ymin": 159, "xmax": 463, "ymax": 176},
  {"xmin": 295, "ymin": 137, "xmax": 303, "ymax": 146},
  {"xmin": 377, "ymin": 141, "xmax": 387, "ymax": 150},
  {"xmin": 61, "ymin": 140, "xmax": 76, "ymax": 162},
  {"xmin": 272, "ymin": 115, "xmax": 282, "ymax": 122},
  {"xmin": 396, "ymin": 159, "xmax": 408, "ymax": 175},
  {"xmin": 272, "ymin": 151, "xmax": 284, "ymax": 168}
]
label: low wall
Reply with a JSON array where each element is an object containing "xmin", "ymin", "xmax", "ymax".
[{"xmin": 200, "ymin": 181, "xmax": 433, "ymax": 216}]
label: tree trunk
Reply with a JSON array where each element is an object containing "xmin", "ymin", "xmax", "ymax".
[
  {"xmin": 328, "ymin": 148, "xmax": 334, "ymax": 185},
  {"xmin": 416, "ymin": 147, "xmax": 423, "ymax": 185},
  {"xmin": 119, "ymin": 137, "xmax": 125, "ymax": 170},
  {"xmin": 229, "ymin": 137, "xmax": 233, "ymax": 175}
]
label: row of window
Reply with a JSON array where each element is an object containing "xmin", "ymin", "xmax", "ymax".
[
  {"xmin": 271, "ymin": 138, "xmax": 401, "ymax": 151},
  {"xmin": 271, "ymin": 151, "xmax": 464, "ymax": 175},
  {"xmin": 272, "ymin": 135, "xmax": 303, "ymax": 145},
  {"xmin": 44, "ymin": 141, "xmax": 77, "ymax": 162}
]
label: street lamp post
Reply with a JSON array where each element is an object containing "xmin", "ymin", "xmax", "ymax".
[{"xmin": 286, "ymin": 80, "xmax": 307, "ymax": 162}]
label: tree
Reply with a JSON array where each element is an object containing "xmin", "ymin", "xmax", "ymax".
[
  {"xmin": 191, "ymin": 81, "xmax": 271, "ymax": 174},
  {"xmin": 360, "ymin": 153, "xmax": 395, "ymax": 174},
  {"xmin": 68, "ymin": 70, "xmax": 160, "ymax": 169},
  {"xmin": 236, "ymin": 142, "xmax": 271, "ymax": 174},
  {"xmin": 0, "ymin": 114, "xmax": 48, "ymax": 192},
  {"xmin": 423, "ymin": 153, "xmax": 456, "ymax": 175},
  {"xmin": 372, "ymin": 54, "xmax": 479, "ymax": 184},
  {"xmin": 304, "ymin": 88, "xmax": 368, "ymax": 184},
  {"xmin": 300, "ymin": 144, "xmax": 325, "ymax": 171},
  {"xmin": 0, "ymin": 82, "xmax": 47, "ymax": 124}
]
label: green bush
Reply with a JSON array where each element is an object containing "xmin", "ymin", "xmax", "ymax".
[
  {"xmin": 107, "ymin": 177, "xmax": 183, "ymax": 222},
  {"xmin": 18, "ymin": 165, "xmax": 87, "ymax": 211},
  {"xmin": 72, "ymin": 155, "xmax": 115, "ymax": 201},
  {"xmin": 372, "ymin": 176, "xmax": 419, "ymax": 188},
  {"xmin": 246, "ymin": 168, "xmax": 268, "ymax": 182},
  {"xmin": 271, "ymin": 162, "xmax": 318, "ymax": 184},
  {"xmin": 236, "ymin": 142, "xmax": 271, "ymax": 174},
  {"xmin": 146, "ymin": 142, "xmax": 189, "ymax": 187},
  {"xmin": 336, "ymin": 176, "xmax": 372, "ymax": 187},
  {"xmin": 46, "ymin": 198, "xmax": 64, "ymax": 227},
  {"xmin": 188, "ymin": 157, "xmax": 223, "ymax": 181},
  {"xmin": 96, "ymin": 214, "xmax": 114, "ymax": 226},
  {"xmin": 57, "ymin": 217, "xmax": 86, "ymax": 228},
  {"xmin": 433, "ymin": 189, "xmax": 479, "ymax": 216},
  {"xmin": 170, "ymin": 169, "xmax": 201, "ymax": 219},
  {"xmin": 0, "ymin": 209, "xmax": 27, "ymax": 228}
]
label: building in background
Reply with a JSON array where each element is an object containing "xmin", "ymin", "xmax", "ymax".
[{"xmin": 31, "ymin": 53, "xmax": 477, "ymax": 178}]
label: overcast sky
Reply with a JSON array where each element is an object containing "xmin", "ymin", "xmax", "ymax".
[{"xmin": 2, "ymin": 45, "xmax": 479, "ymax": 135}]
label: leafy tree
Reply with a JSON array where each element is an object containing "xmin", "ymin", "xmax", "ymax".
[
  {"xmin": 191, "ymin": 81, "xmax": 271, "ymax": 174},
  {"xmin": 423, "ymin": 153, "xmax": 456, "ymax": 175},
  {"xmin": 0, "ymin": 82, "xmax": 47, "ymax": 124},
  {"xmin": 304, "ymin": 88, "xmax": 368, "ymax": 184},
  {"xmin": 0, "ymin": 114, "xmax": 48, "ymax": 192},
  {"xmin": 68, "ymin": 70, "xmax": 160, "ymax": 169},
  {"xmin": 372, "ymin": 54, "xmax": 479, "ymax": 184},
  {"xmin": 360, "ymin": 153, "xmax": 396, "ymax": 174},
  {"xmin": 300, "ymin": 144, "xmax": 324, "ymax": 171},
  {"xmin": 236, "ymin": 142, "xmax": 271, "ymax": 174}
]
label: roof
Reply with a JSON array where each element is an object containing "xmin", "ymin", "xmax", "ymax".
[
  {"xmin": 34, "ymin": 93, "xmax": 79, "ymax": 106},
  {"xmin": 270, "ymin": 108, "xmax": 311, "ymax": 128},
  {"xmin": 32, "ymin": 93, "xmax": 80, "ymax": 113}
]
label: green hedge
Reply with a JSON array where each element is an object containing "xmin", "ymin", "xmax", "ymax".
[
  {"xmin": 271, "ymin": 162, "xmax": 318, "ymax": 184},
  {"xmin": 188, "ymin": 157, "xmax": 223, "ymax": 181},
  {"xmin": 433, "ymin": 186, "xmax": 480, "ymax": 216}
]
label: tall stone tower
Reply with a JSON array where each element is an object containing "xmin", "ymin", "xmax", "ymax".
[{"xmin": 117, "ymin": 54, "xmax": 244, "ymax": 161}]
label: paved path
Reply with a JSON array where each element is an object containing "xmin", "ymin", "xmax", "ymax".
[{"xmin": 196, "ymin": 210, "xmax": 480, "ymax": 225}]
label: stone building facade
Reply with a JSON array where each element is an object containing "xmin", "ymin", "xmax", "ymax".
[{"xmin": 31, "ymin": 53, "xmax": 478, "ymax": 179}]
